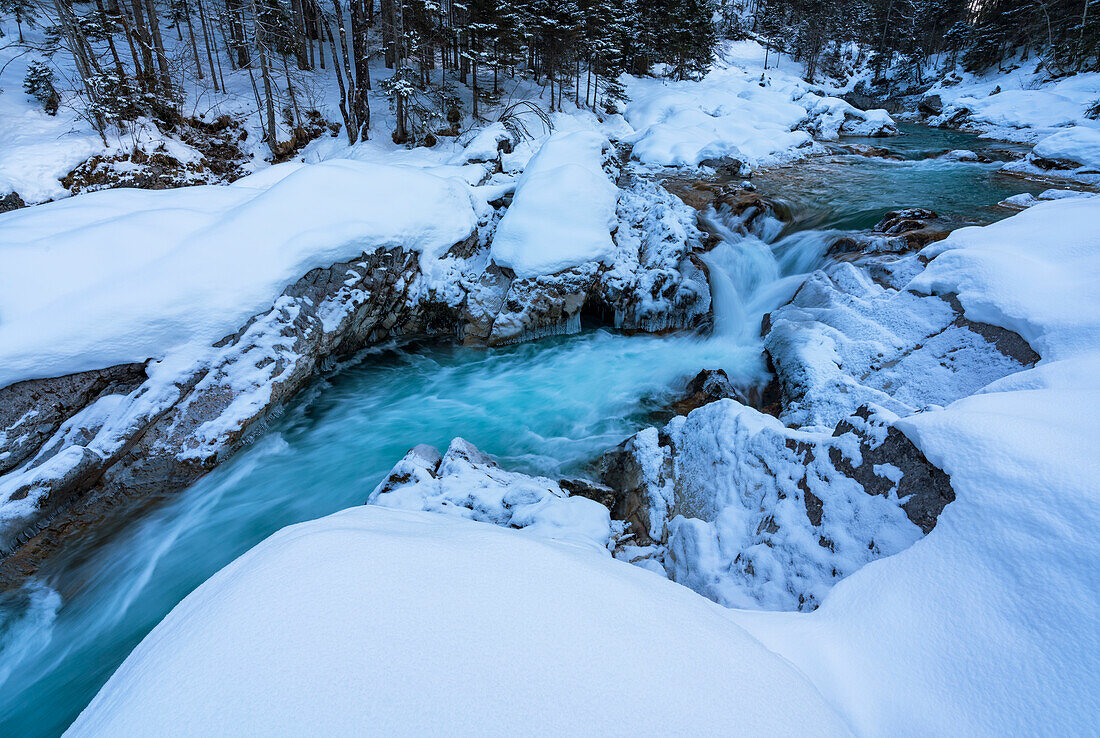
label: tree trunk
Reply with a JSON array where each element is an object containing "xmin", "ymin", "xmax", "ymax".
[
  {"xmin": 181, "ymin": 0, "xmax": 204, "ymax": 79},
  {"xmin": 142, "ymin": 0, "xmax": 173, "ymax": 91}
]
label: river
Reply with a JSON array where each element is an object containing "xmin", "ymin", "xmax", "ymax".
[{"xmin": 0, "ymin": 124, "xmax": 1053, "ymax": 736}]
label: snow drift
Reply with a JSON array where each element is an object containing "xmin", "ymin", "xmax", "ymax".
[
  {"xmin": 65, "ymin": 506, "xmax": 850, "ymax": 737},
  {"xmin": 489, "ymin": 130, "xmax": 619, "ymax": 278}
]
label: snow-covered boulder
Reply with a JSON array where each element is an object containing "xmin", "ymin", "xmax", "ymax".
[
  {"xmin": 600, "ymin": 399, "xmax": 950, "ymax": 611},
  {"xmin": 368, "ymin": 438, "xmax": 618, "ymax": 551},
  {"xmin": 800, "ymin": 95, "xmax": 898, "ymax": 139},
  {"xmin": 65, "ymin": 506, "xmax": 851, "ymax": 736},
  {"xmin": 1003, "ymin": 126, "xmax": 1100, "ymax": 184},
  {"xmin": 997, "ymin": 187, "xmax": 1097, "ymax": 211},
  {"xmin": 490, "ymin": 130, "xmax": 619, "ymax": 278},
  {"xmin": 941, "ymin": 148, "xmax": 981, "ymax": 161},
  {"xmin": 765, "ymin": 257, "xmax": 1038, "ymax": 429}
]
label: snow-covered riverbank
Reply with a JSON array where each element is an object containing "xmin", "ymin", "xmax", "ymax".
[{"xmin": 3, "ymin": 37, "xmax": 1099, "ymax": 738}]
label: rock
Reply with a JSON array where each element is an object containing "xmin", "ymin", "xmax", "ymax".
[
  {"xmin": 763, "ymin": 258, "xmax": 1040, "ymax": 429},
  {"xmin": 596, "ymin": 398, "xmax": 952, "ymax": 611},
  {"xmin": 698, "ymin": 156, "xmax": 744, "ymax": 178},
  {"xmin": 940, "ymin": 149, "xmax": 990, "ymax": 163},
  {"xmin": 843, "ymin": 91, "xmax": 902, "ymax": 114},
  {"xmin": 0, "ymin": 192, "xmax": 26, "ymax": 213},
  {"xmin": 831, "ymin": 143, "xmax": 904, "ymax": 160},
  {"xmin": 0, "ymin": 364, "xmax": 148, "ymax": 477},
  {"xmin": 827, "ymin": 208, "xmax": 949, "ymax": 257},
  {"xmin": 668, "ymin": 369, "xmax": 748, "ymax": 416},
  {"xmin": 918, "ymin": 93, "xmax": 943, "ymax": 116},
  {"xmin": 829, "ymin": 405, "xmax": 954, "ymax": 533}
]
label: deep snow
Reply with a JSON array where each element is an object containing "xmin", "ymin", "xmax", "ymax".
[{"xmin": 64, "ymin": 506, "xmax": 851, "ymax": 737}]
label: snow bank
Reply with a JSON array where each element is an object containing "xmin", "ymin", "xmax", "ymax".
[
  {"xmin": 1031, "ymin": 126, "xmax": 1100, "ymax": 169},
  {"xmin": 0, "ymin": 160, "xmax": 479, "ymax": 388},
  {"xmin": 927, "ymin": 66, "xmax": 1100, "ymax": 141},
  {"xmin": 621, "ymin": 43, "xmax": 895, "ymax": 169},
  {"xmin": 624, "ymin": 71, "xmax": 811, "ymax": 167},
  {"xmin": 730, "ymin": 196, "xmax": 1100, "ymax": 735},
  {"xmin": 66, "ymin": 506, "xmax": 850, "ymax": 736},
  {"xmin": 489, "ymin": 130, "xmax": 618, "ymax": 278},
  {"xmin": 911, "ymin": 197, "xmax": 1100, "ymax": 359}
]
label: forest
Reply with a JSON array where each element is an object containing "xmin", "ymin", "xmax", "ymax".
[{"xmin": 2, "ymin": 0, "xmax": 1099, "ymax": 158}]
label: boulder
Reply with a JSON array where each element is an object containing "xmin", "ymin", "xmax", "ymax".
[
  {"xmin": 0, "ymin": 192, "xmax": 26, "ymax": 213},
  {"xmin": 667, "ymin": 369, "xmax": 748, "ymax": 416},
  {"xmin": 918, "ymin": 93, "xmax": 943, "ymax": 116}
]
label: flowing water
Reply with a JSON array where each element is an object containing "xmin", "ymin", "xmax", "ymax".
[{"xmin": 0, "ymin": 125, "xmax": 1053, "ymax": 736}]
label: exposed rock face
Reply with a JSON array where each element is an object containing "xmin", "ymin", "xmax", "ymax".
[
  {"xmin": 918, "ymin": 93, "xmax": 943, "ymax": 116},
  {"xmin": 829, "ymin": 143, "xmax": 904, "ymax": 160},
  {"xmin": 667, "ymin": 369, "xmax": 748, "ymax": 417},
  {"xmin": 0, "ymin": 170, "xmax": 712, "ymax": 582},
  {"xmin": 0, "ymin": 192, "xmax": 26, "ymax": 213}
]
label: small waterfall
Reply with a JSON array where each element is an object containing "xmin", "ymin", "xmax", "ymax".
[{"xmin": 699, "ymin": 206, "xmax": 832, "ymax": 343}]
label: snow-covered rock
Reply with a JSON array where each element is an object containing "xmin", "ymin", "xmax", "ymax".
[
  {"xmin": 490, "ymin": 130, "xmax": 618, "ymax": 277},
  {"xmin": 764, "ymin": 258, "xmax": 1038, "ymax": 429},
  {"xmin": 800, "ymin": 95, "xmax": 899, "ymax": 140},
  {"xmin": 732, "ymin": 195, "xmax": 1100, "ymax": 736},
  {"xmin": 997, "ymin": 187, "xmax": 1096, "ymax": 211},
  {"xmin": 64, "ymin": 506, "xmax": 852, "ymax": 736},
  {"xmin": 0, "ymin": 160, "xmax": 480, "ymax": 390},
  {"xmin": 600, "ymin": 399, "xmax": 949, "ymax": 611},
  {"xmin": 1002, "ymin": 126, "xmax": 1100, "ymax": 184},
  {"xmin": 368, "ymin": 438, "xmax": 617, "ymax": 551},
  {"xmin": 622, "ymin": 54, "xmax": 898, "ymax": 169}
]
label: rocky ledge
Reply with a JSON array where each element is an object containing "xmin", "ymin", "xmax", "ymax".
[{"xmin": 0, "ymin": 166, "xmax": 709, "ymax": 584}]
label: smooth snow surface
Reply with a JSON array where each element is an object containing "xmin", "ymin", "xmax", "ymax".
[
  {"xmin": 1031, "ymin": 126, "xmax": 1100, "ymax": 169},
  {"xmin": 66, "ymin": 506, "xmax": 851, "ymax": 737},
  {"xmin": 489, "ymin": 130, "xmax": 618, "ymax": 277},
  {"xmin": 0, "ymin": 160, "xmax": 479, "ymax": 388}
]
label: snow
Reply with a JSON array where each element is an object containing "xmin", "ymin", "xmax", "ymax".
[
  {"xmin": 911, "ymin": 197, "xmax": 1100, "ymax": 360},
  {"xmin": 1031, "ymin": 126, "xmax": 1100, "ymax": 168},
  {"xmin": 0, "ymin": 160, "xmax": 480, "ymax": 389},
  {"xmin": 998, "ymin": 187, "xmax": 1096, "ymax": 210},
  {"xmin": 65, "ymin": 506, "xmax": 851, "ymax": 737},
  {"xmin": 927, "ymin": 65, "xmax": 1100, "ymax": 142},
  {"xmin": 489, "ymin": 130, "xmax": 619, "ymax": 278},
  {"xmin": 621, "ymin": 41, "xmax": 896, "ymax": 169}
]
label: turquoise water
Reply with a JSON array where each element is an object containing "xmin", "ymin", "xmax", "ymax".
[
  {"xmin": 0, "ymin": 124, "xmax": 1052, "ymax": 736},
  {"xmin": 754, "ymin": 123, "xmax": 1049, "ymax": 232}
]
